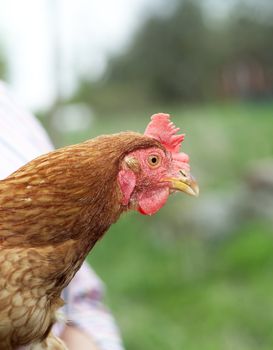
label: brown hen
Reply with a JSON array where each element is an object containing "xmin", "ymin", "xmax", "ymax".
[{"xmin": 0, "ymin": 114, "xmax": 198, "ymax": 349}]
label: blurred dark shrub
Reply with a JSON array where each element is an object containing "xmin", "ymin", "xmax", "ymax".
[
  {"xmin": 72, "ymin": 0, "xmax": 273, "ymax": 111},
  {"xmin": 0, "ymin": 43, "xmax": 7, "ymax": 80}
]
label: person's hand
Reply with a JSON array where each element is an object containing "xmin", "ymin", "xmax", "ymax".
[{"xmin": 61, "ymin": 325, "xmax": 100, "ymax": 350}]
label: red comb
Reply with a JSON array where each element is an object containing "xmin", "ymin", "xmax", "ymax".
[{"xmin": 144, "ymin": 113, "xmax": 185, "ymax": 153}]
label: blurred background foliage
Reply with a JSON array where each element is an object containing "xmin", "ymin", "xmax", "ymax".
[
  {"xmin": 72, "ymin": 0, "xmax": 273, "ymax": 112},
  {"xmin": 0, "ymin": 46, "xmax": 6, "ymax": 80},
  {"xmin": 1, "ymin": 0, "xmax": 273, "ymax": 349}
]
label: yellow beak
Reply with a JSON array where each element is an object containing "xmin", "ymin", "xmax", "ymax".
[{"xmin": 163, "ymin": 171, "xmax": 199, "ymax": 197}]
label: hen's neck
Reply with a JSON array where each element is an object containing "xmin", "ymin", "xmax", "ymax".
[{"xmin": 0, "ymin": 143, "xmax": 123, "ymax": 248}]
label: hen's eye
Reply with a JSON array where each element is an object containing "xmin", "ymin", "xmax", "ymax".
[{"xmin": 147, "ymin": 154, "xmax": 161, "ymax": 167}]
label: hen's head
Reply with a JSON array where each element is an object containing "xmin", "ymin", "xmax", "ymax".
[{"xmin": 118, "ymin": 113, "xmax": 199, "ymax": 215}]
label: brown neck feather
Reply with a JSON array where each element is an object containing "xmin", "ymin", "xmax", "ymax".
[{"xmin": 0, "ymin": 132, "xmax": 162, "ymax": 249}]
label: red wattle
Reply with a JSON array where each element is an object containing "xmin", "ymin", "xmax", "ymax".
[{"xmin": 137, "ymin": 187, "xmax": 169, "ymax": 215}]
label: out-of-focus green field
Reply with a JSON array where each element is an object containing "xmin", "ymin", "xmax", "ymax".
[{"xmin": 62, "ymin": 102, "xmax": 273, "ymax": 350}]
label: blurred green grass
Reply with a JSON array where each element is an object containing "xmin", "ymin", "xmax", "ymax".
[
  {"xmin": 62, "ymin": 101, "xmax": 273, "ymax": 350},
  {"xmin": 89, "ymin": 218, "xmax": 273, "ymax": 350}
]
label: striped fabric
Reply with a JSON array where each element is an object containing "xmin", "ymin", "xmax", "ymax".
[{"xmin": 0, "ymin": 82, "xmax": 124, "ymax": 350}]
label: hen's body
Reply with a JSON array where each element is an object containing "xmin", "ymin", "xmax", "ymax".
[{"xmin": 0, "ymin": 132, "xmax": 159, "ymax": 349}]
